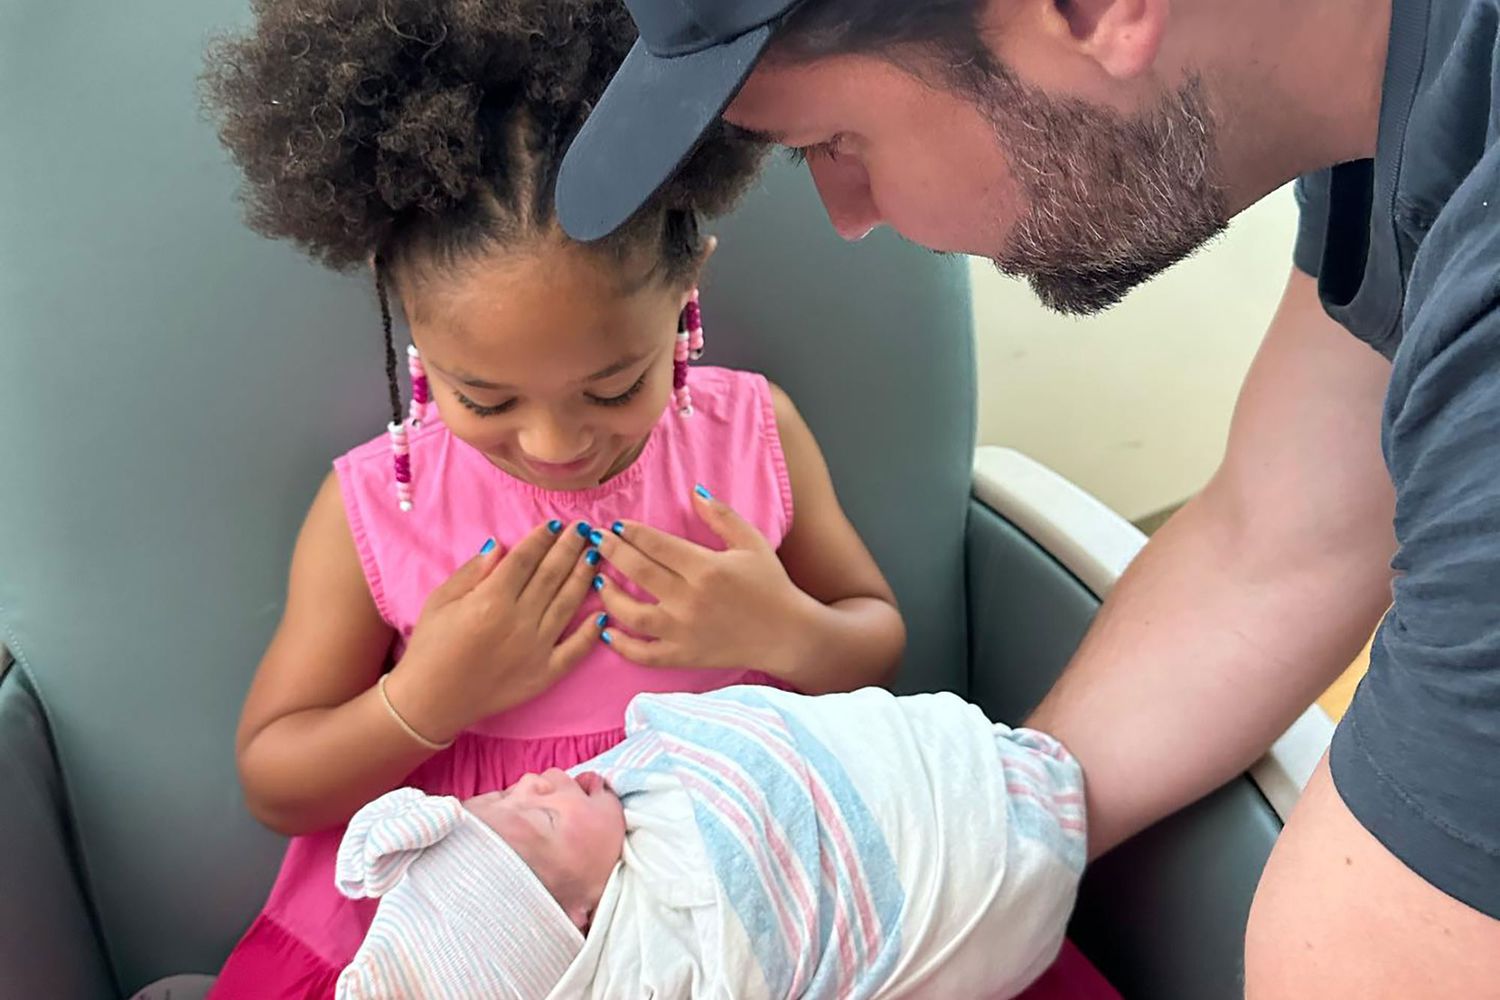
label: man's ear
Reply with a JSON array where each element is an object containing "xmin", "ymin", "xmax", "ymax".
[{"xmin": 1032, "ymin": 0, "xmax": 1168, "ymax": 80}]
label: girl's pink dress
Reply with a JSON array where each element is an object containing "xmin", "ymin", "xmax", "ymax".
[
  {"xmin": 210, "ymin": 364, "xmax": 1120, "ymax": 1000},
  {"xmin": 211, "ymin": 367, "xmax": 794, "ymax": 997}
]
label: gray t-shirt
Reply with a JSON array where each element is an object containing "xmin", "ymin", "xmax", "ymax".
[{"xmin": 1294, "ymin": 0, "xmax": 1500, "ymax": 915}]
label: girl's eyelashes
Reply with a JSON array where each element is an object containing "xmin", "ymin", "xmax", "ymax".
[
  {"xmin": 586, "ymin": 371, "xmax": 649, "ymax": 408},
  {"xmin": 454, "ymin": 391, "xmax": 517, "ymax": 417},
  {"xmin": 452, "ymin": 370, "xmax": 648, "ymax": 416}
]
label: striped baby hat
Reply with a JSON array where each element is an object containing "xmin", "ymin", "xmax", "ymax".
[{"xmin": 334, "ymin": 788, "xmax": 584, "ymax": 999}]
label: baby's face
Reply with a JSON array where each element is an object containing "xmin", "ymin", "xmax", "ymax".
[{"xmin": 465, "ymin": 769, "xmax": 625, "ymax": 929}]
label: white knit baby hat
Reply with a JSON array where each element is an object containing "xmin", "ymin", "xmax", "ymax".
[{"xmin": 334, "ymin": 787, "xmax": 585, "ymax": 1000}]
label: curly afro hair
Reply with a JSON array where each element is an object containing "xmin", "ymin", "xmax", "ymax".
[
  {"xmin": 202, "ymin": 0, "xmax": 765, "ymax": 279},
  {"xmin": 203, "ymin": 0, "xmax": 765, "ymax": 428}
]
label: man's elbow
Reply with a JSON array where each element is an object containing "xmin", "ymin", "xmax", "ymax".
[{"xmin": 1195, "ymin": 470, "xmax": 1396, "ymax": 591}]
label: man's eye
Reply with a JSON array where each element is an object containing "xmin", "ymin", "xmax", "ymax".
[{"xmin": 786, "ymin": 135, "xmax": 844, "ymax": 166}]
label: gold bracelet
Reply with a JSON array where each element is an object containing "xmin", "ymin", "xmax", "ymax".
[{"xmin": 377, "ymin": 674, "xmax": 455, "ymax": 752}]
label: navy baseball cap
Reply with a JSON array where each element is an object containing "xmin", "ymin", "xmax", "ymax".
[{"xmin": 556, "ymin": 0, "xmax": 807, "ymax": 241}]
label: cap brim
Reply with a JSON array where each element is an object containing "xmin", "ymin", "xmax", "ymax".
[{"xmin": 556, "ymin": 26, "xmax": 774, "ymax": 242}]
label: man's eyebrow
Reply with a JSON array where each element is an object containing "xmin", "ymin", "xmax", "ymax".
[{"xmin": 737, "ymin": 127, "xmax": 790, "ymax": 145}]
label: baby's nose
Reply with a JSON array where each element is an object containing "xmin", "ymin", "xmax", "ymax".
[{"xmin": 513, "ymin": 772, "xmax": 553, "ymax": 796}]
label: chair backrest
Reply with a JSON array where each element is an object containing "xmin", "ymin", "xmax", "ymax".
[{"xmin": 0, "ymin": 0, "xmax": 974, "ymax": 989}]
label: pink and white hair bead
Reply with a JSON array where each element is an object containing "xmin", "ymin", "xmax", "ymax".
[
  {"xmin": 406, "ymin": 344, "xmax": 429, "ymax": 426},
  {"xmin": 674, "ymin": 289, "xmax": 704, "ymax": 417},
  {"xmin": 387, "ymin": 419, "xmax": 414, "ymax": 513},
  {"xmin": 387, "ymin": 344, "xmax": 428, "ymax": 512}
]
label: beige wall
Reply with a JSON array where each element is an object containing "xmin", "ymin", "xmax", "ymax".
[{"xmin": 971, "ymin": 186, "xmax": 1301, "ymax": 523}]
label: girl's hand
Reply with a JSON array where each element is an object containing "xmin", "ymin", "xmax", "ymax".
[
  {"xmin": 593, "ymin": 489, "xmax": 814, "ymax": 674},
  {"xmin": 384, "ymin": 521, "xmax": 602, "ymax": 742}
]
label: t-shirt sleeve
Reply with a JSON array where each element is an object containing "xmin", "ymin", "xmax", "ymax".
[
  {"xmin": 1329, "ymin": 239, "xmax": 1500, "ymax": 915},
  {"xmin": 1291, "ymin": 169, "xmax": 1332, "ymax": 277}
]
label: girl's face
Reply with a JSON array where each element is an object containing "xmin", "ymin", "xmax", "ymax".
[{"xmin": 400, "ymin": 236, "xmax": 695, "ymax": 491}]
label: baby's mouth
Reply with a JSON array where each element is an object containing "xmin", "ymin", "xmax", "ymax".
[{"xmin": 575, "ymin": 771, "xmax": 605, "ymax": 796}]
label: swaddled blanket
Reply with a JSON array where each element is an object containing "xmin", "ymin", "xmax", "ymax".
[{"xmin": 550, "ymin": 685, "xmax": 1086, "ymax": 1000}]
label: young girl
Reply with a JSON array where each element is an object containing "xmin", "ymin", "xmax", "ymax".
[{"xmin": 201, "ymin": 1, "xmax": 904, "ymax": 996}]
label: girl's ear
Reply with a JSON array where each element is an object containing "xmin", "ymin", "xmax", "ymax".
[{"xmin": 682, "ymin": 235, "xmax": 719, "ymax": 308}]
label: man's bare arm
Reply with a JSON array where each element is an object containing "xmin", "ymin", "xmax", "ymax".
[{"xmin": 1027, "ymin": 268, "xmax": 1396, "ymax": 857}]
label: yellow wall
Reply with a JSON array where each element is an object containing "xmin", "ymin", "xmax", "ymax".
[
  {"xmin": 970, "ymin": 186, "xmax": 1301, "ymax": 523},
  {"xmin": 967, "ymin": 187, "xmax": 1375, "ymax": 710}
]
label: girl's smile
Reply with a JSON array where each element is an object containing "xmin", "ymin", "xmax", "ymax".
[{"xmin": 398, "ymin": 235, "xmax": 693, "ymax": 492}]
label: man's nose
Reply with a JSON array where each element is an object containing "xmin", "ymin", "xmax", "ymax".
[{"xmin": 808, "ymin": 156, "xmax": 882, "ymax": 242}]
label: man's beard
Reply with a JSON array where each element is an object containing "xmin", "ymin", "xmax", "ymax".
[{"xmin": 982, "ymin": 71, "xmax": 1230, "ymax": 315}]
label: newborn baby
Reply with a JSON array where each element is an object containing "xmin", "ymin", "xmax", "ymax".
[{"xmin": 334, "ymin": 686, "xmax": 1086, "ymax": 1000}]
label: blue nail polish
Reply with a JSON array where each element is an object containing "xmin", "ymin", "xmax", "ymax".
[
  {"xmin": 547, "ymin": 519, "xmax": 564, "ymax": 534},
  {"xmin": 592, "ymin": 575, "xmax": 605, "ymax": 591},
  {"xmin": 588, "ymin": 529, "xmax": 604, "ymax": 546},
  {"xmin": 478, "ymin": 538, "xmax": 496, "ymax": 555},
  {"xmin": 596, "ymin": 613, "xmax": 608, "ymax": 628},
  {"xmin": 586, "ymin": 549, "xmax": 601, "ymax": 567},
  {"xmin": 575, "ymin": 521, "xmax": 594, "ymax": 539},
  {"xmin": 600, "ymin": 629, "xmax": 613, "ymax": 645},
  {"xmin": 694, "ymin": 484, "xmax": 713, "ymax": 500},
  {"xmin": 611, "ymin": 521, "xmax": 625, "ymax": 536}
]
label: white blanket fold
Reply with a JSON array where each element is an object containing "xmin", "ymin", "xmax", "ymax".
[{"xmin": 550, "ymin": 686, "xmax": 1086, "ymax": 1000}]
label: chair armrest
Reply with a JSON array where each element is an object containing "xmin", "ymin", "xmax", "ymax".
[
  {"xmin": 971, "ymin": 446, "xmax": 1333, "ymax": 820},
  {"xmin": 971, "ymin": 447, "xmax": 1145, "ymax": 598},
  {"xmin": 963, "ymin": 486, "xmax": 1275, "ymax": 999},
  {"xmin": 0, "ymin": 653, "xmax": 116, "ymax": 999}
]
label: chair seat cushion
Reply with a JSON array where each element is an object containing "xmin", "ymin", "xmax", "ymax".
[{"xmin": 128, "ymin": 974, "xmax": 216, "ymax": 1000}]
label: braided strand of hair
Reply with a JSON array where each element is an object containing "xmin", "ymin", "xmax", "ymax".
[{"xmin": 374, "ymin": 258, "xmax": 403, "ymax": 428}]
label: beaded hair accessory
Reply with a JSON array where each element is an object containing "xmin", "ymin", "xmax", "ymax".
[
  {"xmin": 674, "ymin": 289, "xmax": 705, "ymax": 417},
  {"xmin": 406, "ymin": 345, "xmax": 429, "ymax": 425},
  {"xmin": 375, "ymin": 261, "xmax": 420, "ymax": 513},
  {"xmin": 384, "ymin": 345, "xmax": 433, "ymax": 513}
]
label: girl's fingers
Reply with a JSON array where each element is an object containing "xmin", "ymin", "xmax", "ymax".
[
  {"xmin": 594, "ymin": 527, "xmax": 683, "ymax": 600},
  {"xmin": 605, "ymin": 520, "xmax": 708, "ymax": 573},
  {"xmin": 493, "ymin": 521, "xmax": 574, "ymax": 603},
  {"xmin": 538, "ymin": 545, "xmax": 602, "ymax": 641},
  {"xmin": 690, "ymin": 489, "xmax": 769, "ymax": 552},
  {"xmin": 597, "ymin": 584, "xmax": 669, "ymax": 641},
  {"xmin": 548, "ymin": 617, "xmax": 600, "ymax": 677},
  {"xmin": 595, "ymin": 624, "xmax": 676, "ymax": 668},
  {"xmin": 428, "ymin": 538, "xmax": 505, "ymax": 606}
]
